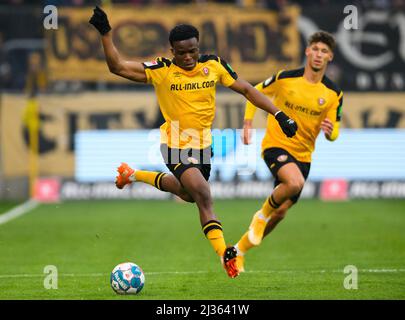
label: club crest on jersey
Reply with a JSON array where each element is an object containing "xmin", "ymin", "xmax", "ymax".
[
  {"xmin": 144, "ymin": 60, "xmax": 158, "ymax": 67},
  {"xmin": 173, "ymin": 71, "xmax": 182, "ymax": 79},
  {"xmin": 277, "ymin": 155, "xmax": 288, "ymax": 162},
  {"xmin": 318, "ymin": 97, "xmax": 326, "ymax": 105},
  {"xmin": 202, "ymin": 67, "xmax": 209, "ymax": 76}
]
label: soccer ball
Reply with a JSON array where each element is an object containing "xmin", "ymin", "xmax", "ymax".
[{"xmin": 110, "ymin": 262, "xmax": 145, "ymax": 295}]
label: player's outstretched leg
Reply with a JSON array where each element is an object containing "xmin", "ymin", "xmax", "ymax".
[
  {"xmin": 234, "ymin": 200, "xmax": 294, "ymax": 272},
  {"xmin": 248, "ymin": 162, "xmax": 305, "ymax": 245},
  {"xmin": 248, "ymin": 195, "xmax": 280, "ymax": 245},
  {"xmin": 115, "ymin": 163, "xmax": 195, "ymax": 202},
  {"xmin": 115, "ymin": 162, "xmax": 167, "ymax": 190},
  {"xmin": 179, "ymin": 167, "xmax": 240, "ymax": 278}
]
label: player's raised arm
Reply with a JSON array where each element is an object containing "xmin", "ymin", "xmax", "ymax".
[
  {"xmin": 89, "ymin": 6, "xmax": 147, "ymax": 83},
  {"xmin": 229, "ymin": 78, "xmax": 298, "ymax": 138}
]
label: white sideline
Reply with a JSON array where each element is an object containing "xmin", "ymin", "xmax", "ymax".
[
  {"xmin": 0, "ymin": 268, "xmax": 404, "ymax": 278},
  {"xmin": 0, "ymin": 199, "xmax": 39, "ymax": 226}
]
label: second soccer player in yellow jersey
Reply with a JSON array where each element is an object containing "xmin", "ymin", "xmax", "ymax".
[
  {"xmin": 89, "ymin": 6, "xmax": 298, "ymax": 278},
  {"xmin": 234, "ymin": 31, "xmax": 344, "ymax": 273}
]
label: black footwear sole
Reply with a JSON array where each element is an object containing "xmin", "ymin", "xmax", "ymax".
[{"xmin": 223, "ymin": 246, "xmax": 237, "ymax": 263}]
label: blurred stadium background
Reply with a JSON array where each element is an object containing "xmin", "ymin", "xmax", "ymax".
[
  {"xmin": 0, "ymin": 0, "xmax": 405, "ymax": 300},
  {"xmin": 1, "ymin": 0, "xmax": 405, "ymax": 201}
]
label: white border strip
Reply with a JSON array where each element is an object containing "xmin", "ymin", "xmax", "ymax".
[{"xmin": 0, "ymin": 199, "xmax": 39, "ymax": 225}]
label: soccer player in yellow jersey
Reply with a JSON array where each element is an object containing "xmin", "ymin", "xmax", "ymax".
[
  {"xmin": 89, "ymin": 6, "xmax": 298, "ymax": 278},
  {"xmin": 234, "ymin": 31, "xmax": 343, "ymax": 272}
]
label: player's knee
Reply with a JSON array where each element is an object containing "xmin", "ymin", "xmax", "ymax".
[
  {"xmin": 286, "ymin": 177, "xmax": 305, "ymax": 195},
  {"xmin": 191, "ymin": 186, "xmax": 212, "ymax": 207}
]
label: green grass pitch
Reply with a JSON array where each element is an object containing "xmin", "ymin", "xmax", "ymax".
[{"xmin": 0, "ymin": 199, "xmax": 404, "ymax": 300}]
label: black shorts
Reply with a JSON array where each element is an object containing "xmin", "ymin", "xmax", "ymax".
[
  {"xmin": 160, "ymin": 144, "xmax": 213, "ymax": 182},
  {"xmin": 263, "ymin": 147, "xmax": 311, "ymax": 203}
]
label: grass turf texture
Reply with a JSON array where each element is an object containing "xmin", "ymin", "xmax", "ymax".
[
  {"xmin": 0, "ymin": 201, "xmax": 21, "ymax": 215},
  {"xmin": 0, "ymin": 199, "xmax": 404, "ymax": 300}
]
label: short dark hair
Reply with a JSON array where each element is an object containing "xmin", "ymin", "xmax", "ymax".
[
  {"xmin": 308, "ymin": 31, "xmax": 336, "ymax": 52},
  {"xmin": 169, "ymin": 24, "xmax": 199, "ymax": 46}
]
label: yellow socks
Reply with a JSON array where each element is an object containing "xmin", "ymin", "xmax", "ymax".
[
  {"xmin": 235, "ymin": 232, "xmax": 254, "ymax": 255},
  {"xmin": 236, "ymin": 194, "xmax": 281, "ymax": 255},
  {"xmin": 261, "ymin": 194, "xmax": 280, "ymax": 220},
  {"xmin": 134, "ymin": 170, "xmax": 166, "ymax": 191},
  {"xmin": 202, "ymin": 220, "xmax": 226, "ymax": 257}
]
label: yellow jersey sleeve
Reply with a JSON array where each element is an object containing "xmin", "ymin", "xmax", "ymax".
[
  {"xmin": 143, "ymin": 57, "xmax": 171, "ymax": 85},
  {"xmin": 217, "ymin": 57, "xmax": 238, "ymax": 87},
  {"xmin": 244, "ymin": 71, "xmax": 281, "ymax": 120},
  {"xmin": 325, "ymin": 90, "xmax": 343, "ymax": 141}
]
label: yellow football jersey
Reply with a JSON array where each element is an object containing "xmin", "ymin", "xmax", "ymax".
[
  {"xmin": 245, "ymin": 68, "xmax": 343, "ymax": 162},
  {"xmin": 143, "ymin": 55, "xmax": 237, "ymax": 149}
]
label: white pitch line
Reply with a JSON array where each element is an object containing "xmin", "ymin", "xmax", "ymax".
[
  {"xmin": 0, "ymin": 268, "xmax": 404, "ymax": 279},
  {"xmin": 0, "ymin": 199, "xmax": 39, "ymax": 226}
]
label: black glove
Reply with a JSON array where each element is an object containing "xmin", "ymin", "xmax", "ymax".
[
  {"xmin": 89, "ymin": 6, "xmax": 111, "ymax": 35},
  {"xmin": 275, "ymin": 111, "xmax": 298, "ymax": 138}
]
